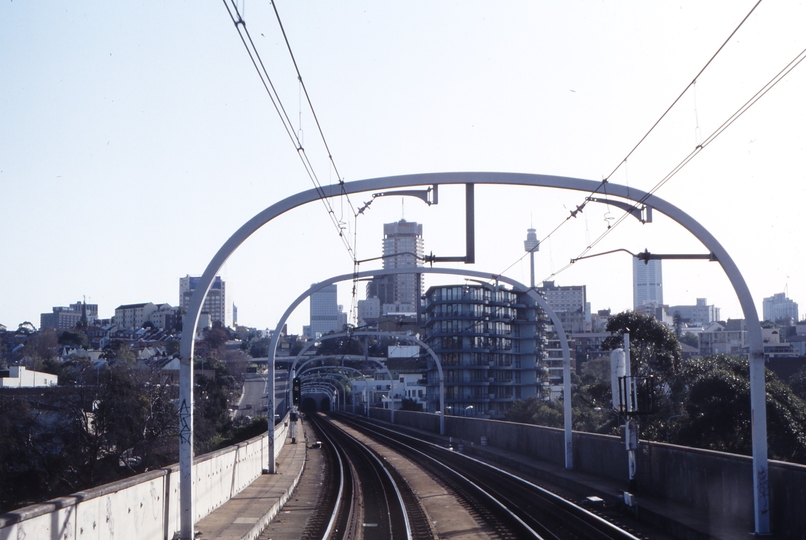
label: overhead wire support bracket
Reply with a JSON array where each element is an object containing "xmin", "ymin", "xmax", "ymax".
[
  {"xmin": 636, "ymin": 249, "xmax": 718, "ymax": 264},
  {"xmin": 586, "ymin": 196, "xmax": 653, "ymax": 224},
  {"xmin": 570, "ymin": 248, "xmax": 717, "ymax": 265},
  {"xmin": 370, "ymin": 185, "xmax": 438, "ymax": 206}
]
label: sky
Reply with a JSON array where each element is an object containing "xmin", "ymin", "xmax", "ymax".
[{"xmin": 1, "ymin": 1, "xmax": 805, "ymax": 336}]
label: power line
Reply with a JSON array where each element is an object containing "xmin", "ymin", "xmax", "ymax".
[
  {"xmin": 542, "ymin": 43, "xmax": 806, "ymax": 284},
  {"xmin": 222, "ymin": 0, "xmax": 356, "ymax": 262},
  {"xmin": 493, "ymin": 0, "xmax": 767, "ymax": 283},
  {"xmin": 268, "ymin": 1, "xmax": 366, "ymax": 323}
]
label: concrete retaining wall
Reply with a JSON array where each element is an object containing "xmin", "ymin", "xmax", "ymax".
[
  {"xmin": 372, "ymin": 409, "xmax": 806, "ymax": 538},
  {"xmin": 0, "ymin": 417, "xmax": 289, "ymax": 540}
]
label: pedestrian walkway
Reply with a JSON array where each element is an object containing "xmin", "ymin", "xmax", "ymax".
[{"xmin": 195, "ymin": 433, "xmax": 307, "ymax": 540}]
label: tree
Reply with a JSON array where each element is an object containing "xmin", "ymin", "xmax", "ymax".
[
  {"xmin": 600, "ymin": 311, "xmax": 684, "ymax": 440},
  {"xmin": 788, "ymin": 368, "xmax": 806, "ymax": 401},
  {"xmin": 505, "ymin": 397, "xmax": 563, "ymax": 427},
  {"xmin": 22, "ymin": 328, "xmax": 59, "ymax": 367},
  {"xmin": 679, "ymin": 332, "xmax": 699, "ymax": 349},
  {"xmin": 101, "ymin": 340, "xmax": 136, "ymax": 365},
  {"xmin": 677, "ymin": 355, "xmax": 806, "ymax": 462},
  {"xmin": 401, "ymin": 397, "xmax": 423, "ymax": 411},
  {"xmin": 203, "ymin": 326, "xmax": 229, "ymax": 354},
  {"xmin": 16, "ymin": 321, "xmax": 36, "ymax": 335},
  {"xmin": 602, "ymin": 311, "xmax": 682, "ymax": 380},
  {"xmin": 673, "ymin": 311, "xmax": 683, "ymax": 338},
  {"xmin": 58, "ymin": 329, "xmax": 89, "ymax": 349},
  {"xmin": 248, "ymin": 337, "xmax": 271, "ymax": 358}
]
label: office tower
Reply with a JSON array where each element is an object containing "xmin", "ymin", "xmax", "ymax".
[
  {"xmin": 309, "ymin": 283, "xmax": 341, "ymax": 338},
  {"xmin": 538, "ymin": 281, "xmax": 588, "ymax": 333},
  {"xmin": 524, "ymin": 228, "xmax": 540, "ymax": 288},
  {"xmin": 633, "ymin": 258, "xmax": 663, "ymax": 309},
  {"xmin": 763, "ymin": 292, "xmax": 799, "ymax": 324},
  {"xmin": 180, "ymin": 275, "xmax": 227, "ymax": 326},
  {"xmin": 368, "ymin": 219, "xmax": 424, "ymax": 312},
  {"xmin": 40, "ymin": 300, "xmax": 99, "ymax": 330}
]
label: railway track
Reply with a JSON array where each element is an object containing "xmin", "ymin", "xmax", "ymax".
[
  {"xmin": 330, "ymin": 413, "xmax": 644, "ymax": 540},
  {"xmin": 305, "ymin": 413, "xmax": 433, "ymax": 540}
]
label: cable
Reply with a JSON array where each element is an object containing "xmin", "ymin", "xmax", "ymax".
[
  {"xmin": 493, "ymin": 1, "xmax": 770, "ymax": 284},
  {"xmin": 269, "ymin": 1, "xmax": 356, "ymax": 212},
  {"xmin": 268, "ymin": 1, "xmax": 366, "ymax": 326},
  {"xmin": 222, "ymin": 0, "xmax": 356, "ymax": 262},
  {"xmin": 542, "ymin": 44, "xmax": 806, "ymax": 284}
]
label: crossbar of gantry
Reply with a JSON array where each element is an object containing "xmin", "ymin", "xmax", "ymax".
[{"xmin": 179, "ymin": 172, "xmax": 768, "ymax": 538}]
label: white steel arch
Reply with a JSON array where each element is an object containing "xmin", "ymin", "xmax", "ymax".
[
  {"xmin": 179, "ymin": 173, "xmax": 769, "ymax": 538},
  {"xmin": 269, "ymin": 273, "xmax": 570, "ymax": 458}
]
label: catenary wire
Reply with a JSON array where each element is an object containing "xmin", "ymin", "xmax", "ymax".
[
  {"xmin": 222, "ymin": 0, "xmax": 356, "ymax": 261},
  {"xmin": 269, "ymin": 1, "xmax": 366, "ymax": 322},
  {"xmin": 492, "ymin": 0, "xmax": 766, "ymax": 281},
  {"xmin": 541, "ymin": 44, "xmax": 806, "ymax": 284}
]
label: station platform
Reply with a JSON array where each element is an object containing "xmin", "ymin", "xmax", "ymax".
[{"xmin": 194, "ymin": 432, "xmax": 307, "ymax": 540}]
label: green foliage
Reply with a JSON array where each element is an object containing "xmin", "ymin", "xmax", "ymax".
[
  {"xmin": 679, "ymin": 332, "xmax": 699, "ymax": 349},
  {"xmin": 203, "ymin": 326, "xmax": 229, "ymax": 353},
  {"xmin": 0, "ymin": 365, "xmax": 179, "ymax": 512},
  {"xmin": 505, "ymin": 397, "xmax": 563, "ymax": 428},
  {"xmin": 788, "ymin": 368, "xmax": 806, "ymax": 401},
  {"xmin": 401, "ymin": 397, "xmax": 423, "ymax": 411},
  {"xmin": 101, "ymin": 340, "xmax": 136, "ymax": 365},
  {"xmin": 193, "ymin": 359, "xmax": 240, "ymax": 453},
  {"xmin": 248, "ymin": 337, "xmax": 271, "ymax": 358},
  {"xmin": 677, "ymin": 355, "xmax": 806, "ymax": 462},
  {"xmin": 602, "ymin": 311, "xmax": 682, "ymax": 380},
  {"xmin": 315, "ymin": 332, "xmax": 364, "ymax": 356},
  {"xmin": 58, "ymin": 330, "xmax": 89, "ymax": 348},
  {"xmin": 212, "ymin": 417, "xmax": 270, "ymax": 450}
]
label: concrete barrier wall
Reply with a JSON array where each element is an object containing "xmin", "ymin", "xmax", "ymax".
[{"xmin": 0, "ymin": 418, "xmax": 289, "ymax": 540}]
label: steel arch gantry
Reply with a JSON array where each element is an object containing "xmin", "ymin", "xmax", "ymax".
[
  {"xmin": 282, "ymin": 328, "xmax": 450, "ymax": 433},
  {"xmin": 299, "ymin": 372, "xmax": 349, "ymax": 411},
  {"xmin": 301, "ymin": 383, "xmax": 339, "ymax": 410},
  {"xmin": 269, "ymin": 275, "xmax": 571, "ymax": 458},
  {"xmin": 290, "ymin": 358, "xmax": 370, "ymax": 414},
  {"xmin": 179, "ymin": 172, "xmax": 769, "ymax": 538},
  {"xmin": 296, "ymin": 366, "xmax": 364, "ymax": 413}
]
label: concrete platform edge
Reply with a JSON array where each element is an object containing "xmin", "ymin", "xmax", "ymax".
[{"xmin": 239, "ymin": 442, "xmax": 307, "ymax": 540}]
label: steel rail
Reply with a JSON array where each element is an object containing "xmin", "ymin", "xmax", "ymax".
[
  {"xmin": 341, "ymin": 415, "xmax": 642, "ymax": 540},
  {"xmin": 312, "ymin": 414, "xmax": 412, "ymax": 539}
]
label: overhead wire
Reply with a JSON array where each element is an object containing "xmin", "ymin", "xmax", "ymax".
[
  {"xmin": 544, "ymin": 43, "xmax": 806, "ymax": 283},
  {"xmin": 492, "ymin": 0, "xmax": 767, "ymax": 283},
  {"xmin": 268, "ymin": 0, "xmax": 365, "ymax": 324},
  {"xmin": 222, "ymin": 0, "xmax": 356, "ymax": 262}
]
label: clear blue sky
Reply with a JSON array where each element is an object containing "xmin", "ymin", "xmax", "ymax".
[{"xmin": 2, "ymin": 1, "xmax": 804, "ymax": 334}]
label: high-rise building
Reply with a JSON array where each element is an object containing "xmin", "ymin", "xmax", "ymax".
[
  {"xmin": 763, "ymin": 292, "xmax": 799, "ymax": 324},
  {"xmin": 309, "ymin": 283, "xmax": 343, "ymax": 338},
  {"xmin": 180, "ymin": 275, "xmax": 227, "ymax": 327},
  {"xmin": 40, "ymin": 301, "xmax": 99, "ymax": 330},
  {"xmin": 538, "ymin": 281, "xmax": 588, "ymax": 333},
  {"xmin": 633, "ymin": 258, "xmax": 663, "ymax": 309},
  {"xmin": 367, "ymin": 220, "xmax": 424, "ymax": 313},
  {"xmin": 668, "ymin": 298, "xmax": 720, "ymax": 327},
  {"xmin": 422, "ymin": 283, "xmax": 544, "ymax": 418}
]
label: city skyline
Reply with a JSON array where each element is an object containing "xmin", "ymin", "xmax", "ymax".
[{"xmin": 1, "ymin": 2, "xmax": 804, "ymax": 334}]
